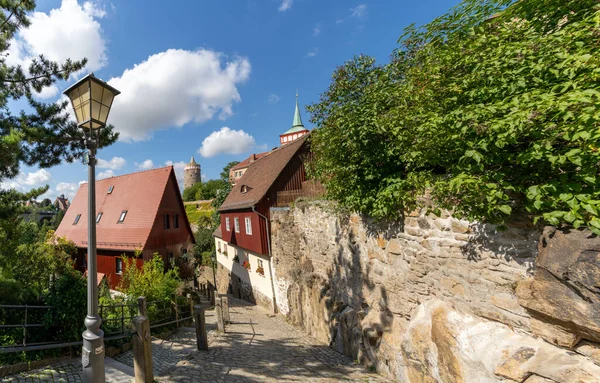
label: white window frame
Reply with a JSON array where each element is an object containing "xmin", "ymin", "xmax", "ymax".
[
  {"xmin": 245, "ymin": 217, "xmax": 252, "ymax": 235},
  {"xmin": 118, "ymin": 210, "xmax": 127, "ymax": 223},
  {"xmin": 226, "ymin": 217, "xmax": 230, "ymax": 231},
  {"xmin": 234, "ymin": 217, "xmax": 240, "ymax": 233}
]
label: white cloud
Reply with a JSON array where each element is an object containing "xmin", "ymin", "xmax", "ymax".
[
  {"xmin": 165, "ymin": 160, "xmax": 187, "ymax": 189},
  {"xmin": 278, "ymin": 0, "xmax": 293, "ymax": 12},
  {"xmin": 56, "ymin": 182, "xmax": 80, "ymax": 199},
  {"xmin": 198, "ymin": 127, "xmax": 257, "ymax": 158},
  {"xmin": 337, "ymin": 4, "xmax": 367, "ymax": 25},
  {"xmin": 306, "ymin": 48, "xmax": 318, "ymax": 58},
  {"xmin": 7, "ymin": 0, "xmax": 107, "ymax": 76},
  {"xmin": 106, "ymin": 49, "xmax": 251, "ymax": 141},
  {"xmin": 97, "ymin": 169, "xmax": 115, "ymax": 179},
  {"xmin": 97, "ymin": 156, "xmax": 126, "ymax": 170},
  {"xmin": 313, "ymin": 23, "xmax": 321, "ymax": 37},
  {"xmin": 201, "ymin": 173, "xmax": 208, "ymax": 181},
  {"xmin": 135, "ymin": 159, "xmax": 154, "ymax": 170},
  {"xmin": 268, "ymin": 94, "xmax": 280, "ymax": 104},
  {"xmin": 1, "ymin": 169, "xmax": 52, "ymax": 191},
  {"xmin": 350, "ymin": 4, "xmax": 367, "ymax": 19}
]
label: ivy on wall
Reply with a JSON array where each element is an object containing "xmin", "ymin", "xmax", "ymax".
[{"xmin": 308, "ymin": 0, "xmax": 600, "ymax": 233}]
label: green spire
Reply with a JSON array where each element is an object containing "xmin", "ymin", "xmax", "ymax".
[{"xmin": 292, "ymin": 90, "xmax": 304, "ymax": 128}]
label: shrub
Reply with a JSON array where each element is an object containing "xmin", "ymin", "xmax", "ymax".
[
  {"xmin": 42, "ymin": 270, "xmax": 87, "ymax": 342},
  {"xmin": 118, "ymin": 253, "xmax": 181, "ymax": 303}
]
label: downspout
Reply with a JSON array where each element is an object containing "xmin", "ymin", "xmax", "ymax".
[{"xmin": 252, "ymin": 205, "xmax": 277, "ymax": 313}]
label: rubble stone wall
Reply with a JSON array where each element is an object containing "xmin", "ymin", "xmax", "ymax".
[{"xmin": 270, "ymin": 201, "xmax": 600, "ymax": 382}]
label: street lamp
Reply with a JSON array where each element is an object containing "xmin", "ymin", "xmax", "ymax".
[{"xmin": 63, "ymin": 73, "xmax": 120, "ymax": 383}]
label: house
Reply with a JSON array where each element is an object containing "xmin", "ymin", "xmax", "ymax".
[
  {"xmin": 55, "ymin": 166, "xmax": 195, "ymax": 289},
  {"xmin": 53, "ymin": 194, "xmax": 70, "ymax": 211},
  {"xmin": 215, "ymin": 133, "xmax": 311, "ymax": 311},
  {"xmin": 229, "ymin": 151, "xmax": 271, "ymax": 185}
]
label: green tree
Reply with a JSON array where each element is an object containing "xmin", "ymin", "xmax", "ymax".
[
  {"xmin": 195, "ymin": 179, "xmax": 228, "ymax": 200},
  {"xmin": 118, "ymin": 253, "xmax": 181, "ymax": 302},
  {"xmin": 194, "ymin": 228, "xmax": 215, "ymax": 266},
  {"xmin": 0, "ymin": 0, "xmax": 119, "ymax": 302},
  {"xmin": 308, "ymin": 0, "xmax": 600, "ymax": 232},
  {"xmin": 182, "ymin": 182, "xmax": 202, "ymax": 202},
  {"xmin": 220, "ymin": 161, "xmax": 240, "ymax": 181}
]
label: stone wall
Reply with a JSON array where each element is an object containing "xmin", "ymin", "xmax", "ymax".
[{"xmin": 270, "ymin": 201, "xmax": 600, "ymax": 382}]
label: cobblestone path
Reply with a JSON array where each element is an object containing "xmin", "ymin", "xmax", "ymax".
[{"xmin": 160, "ymin": 299, "xmax": 392, "ymax": 383}]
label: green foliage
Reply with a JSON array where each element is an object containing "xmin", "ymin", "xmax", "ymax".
[
  {"xmin": 184, "ymin": 203, "xmax": 213, "ymax": 229},
  {"xmin": 42, "ymin": 270, "xmax": 87, "ymax": 342},
  {"xmin": 118, "ymin": 253, "xmax": 181, "ymax": 302},
  {"xmin": 183, "ymin": 179, "xmax": 229, "ymax": 202},
  {"xmin": 194, "ymin": 228, "xmax": 215, "ymax": 266},
  {"xmin": 308, "ymin": 0, "xmax": 600, "ymax": 232},
  {"xmin": 211, "ymin": 182, "xmax": 232, "ymax": 228},
  {"xmin": 183, "ymin": 182, "xmax": 203, "ymax": 202},
  {"xmin": 220, "ymin": 161, "xmax": 240, "ymax": 181},
  {"xmin": 195, "ymin": 179, "xmax": 228, "ymax": 200}
]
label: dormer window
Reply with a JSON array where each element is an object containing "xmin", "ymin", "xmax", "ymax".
[
  {"xmin": 118, "ymin": 210, "xmax": 127, "ymax": 223},
  {"xmin": 108, "ymin": 186, "xmax": 114, "ymax": 194},
  {"xmin": 241, "ymin": 185, "xmax": 248, "ymax": 194},
  {"xmin": 96, "ymin": 212, "xmax": 103, "ymax": 223},
  {"xmin": 73, "ymin": 214, "xmax": 81, "ymax": 225}
]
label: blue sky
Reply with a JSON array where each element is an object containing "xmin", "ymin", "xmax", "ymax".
[{"xmin": 4, "ymin": 0, "xmax": 460, "ymax": 200}]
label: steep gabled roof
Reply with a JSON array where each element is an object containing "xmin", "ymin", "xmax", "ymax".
[
  {"xmin": 55, "ymin": 166, "xmax": 188, "ymax": 251},
  {"xmin": 219, "ymin": 134, "xmax": 308, "ymax": 212},
  {"xmin": 230, "ymin": 151, "xmax": 272, "ymax": 171}
]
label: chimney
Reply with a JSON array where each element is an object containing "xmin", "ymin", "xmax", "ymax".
[{"xmin": 251, "ymin": 153, "xmax": 256, "ymax": 162}]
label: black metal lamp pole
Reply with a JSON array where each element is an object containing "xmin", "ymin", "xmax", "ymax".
[{"xmin": 63, "ymin": 73, "xmax": 120, "ymax": 382}]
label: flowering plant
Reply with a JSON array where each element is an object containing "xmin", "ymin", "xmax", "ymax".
[
  {"xmin": 242, "ymin": 261, "xmax": 251, "ymax": 271},
  {"xmin": 256, "ymin": 266, "xmax": 265, "ymax": 276}
]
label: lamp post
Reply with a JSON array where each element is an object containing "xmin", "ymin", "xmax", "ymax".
[
  {"xmin": 210, "ymin": 252, "xmax": 217, "ymax": 293},
  {"xmin": 63, "ymin": 73, "xmax": 120, "ymax": 383}
]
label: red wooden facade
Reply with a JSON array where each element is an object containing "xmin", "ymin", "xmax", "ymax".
[
  {"xmin": 57, "ymin": 166, "xmax": 195, "ymax": 290},
  {"xmin": 219, "ymin": 142, "xmax": 309, "ymax": 255}
]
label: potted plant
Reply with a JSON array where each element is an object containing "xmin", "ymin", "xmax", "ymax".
[
  {"xmin": 242, "ymin": 261, "xmax": 251, "ymax": 271},
  {"xmin": 233, "ymin": 255, "xmax": 239, "ymax": 263},
  {"xmin": 256, "ymin": 266, "xmax": 265, "ymax": 276}
]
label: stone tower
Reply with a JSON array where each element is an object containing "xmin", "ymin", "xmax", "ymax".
[{"xmin": 184, "ymin": 156, "xmax": 201, "ymax": 190}]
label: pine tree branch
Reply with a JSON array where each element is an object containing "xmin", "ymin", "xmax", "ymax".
[
  {"xmin": 0, "ymin": 0, "xmax": 26, "ymax": 32},
  {"xmin": 2, "ymin": 68, "xmax": 70, "ymax": 84}
]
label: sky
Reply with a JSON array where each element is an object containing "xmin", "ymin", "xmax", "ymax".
[{"xmin": 2, "ymin": 0, "xmax": 461, "ymax": 201}]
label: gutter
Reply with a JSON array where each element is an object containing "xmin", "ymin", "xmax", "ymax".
[{"xmin": 252, "ymin": 205, "xmax": 277, "ymax": 314}]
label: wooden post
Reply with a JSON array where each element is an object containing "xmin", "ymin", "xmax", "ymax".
[
  {"xmin": 215, "ymin": 297, "xmax": 225, "ymax": 333},
  {"xmin": 194, "ymin": 305, "xmax": 208, "ymax": 351},
  {"xmin": 138, "ymin": 296, "xmax": 147, "ymax": 317},
  {"xmin": 208, "ymin": 285, "xmax": 215, "ymax": 305},
  {"xmin": 132, "ymin": 315, "xmax": 153, "ymax": 383},
  {"xmin": 221, "ymin": 295, "xmax": 230, "ymax": 324},
  {"xmin": 173, "ymin": 301, "xmax": 180, "ymax": 328}
]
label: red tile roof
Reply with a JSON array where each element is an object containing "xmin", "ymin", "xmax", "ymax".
[
  {"xmin": 230, "ymin": 151, "xmax": 272, "ymax": 171},
  {"xmin": 55, "ymin": 166, "xmax": 190, "ymax": 251},
  {"xmin": 219, "ymin": 134, "xmax": 308, "ymax": 211}
]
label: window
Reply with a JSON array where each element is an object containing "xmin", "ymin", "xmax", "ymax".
[
  {"xmin": 118, "ymin": 210, "xmax": 127, "ymax": 223},
  {"xmin": 283, "ymin": 136, "xmax": 288, "ymax": 142},
  {"xmin": 173, "ymin": 214, "xmax": 179, "ymax": 228},
  {"xmin": 96, "ymin": 212, "xmax": 103, "ymax": 223},
  {"xmin": 225, "ymin": 217, "xmax": 230, "ymax": 231},
  {"xmin": 234, "ymin": 217, "xmax": 240, "ymax": 233},
  {"xmin": 245, "ymin": 217, "xmax": 252, "ymax": 235},
  {"xmin": 163, "ymin": 214, "xmax": 170, "ymax": 229},
  {"xmin": 257, "ymin": 259, "xmax": 264, "ymax": 276},
  {"xmin": 73, "ymin": 214, "xmax": 81, "ymax": 225},
  {"xmin": 108, "ymin": 185, "xmax": 114, "ymax": 194},
  {"xmin": 241, "ymin": 185, "xmax": 248, "ymax": 193},
  {"xmin": 168, "ymin": 252, "xmax": 174, "ymax": 266},
  {"xmin": 116, "ymin": 258, "xmax": 123, "ymax": 274}
]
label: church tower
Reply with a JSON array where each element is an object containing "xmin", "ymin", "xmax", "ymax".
[
  {"xmin": 184, "ymin": 156, "xmax": 201, "ymax": 190},
  {"xmin": 279, "ymin": 91, "xmax": 309, "ymax": 145}
]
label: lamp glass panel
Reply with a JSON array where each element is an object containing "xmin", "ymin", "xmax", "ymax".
[
  {"xmin": 80, "ymin": 99, "xmax": 90, "ymax": 122},
  {"xmin": 91, "ymin": 100, "xmax": 102, "ymax": 121},
  {"xmin": 98, "ymin": 105, "xmax": 109, "ymax": 124},
  {"xmin": 101, "ymin": 88, "xmax": 115, "ymax": 107},
  {"xmin": 90, "ymin": 81, "xmax": 103, "ymax": 104}
]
